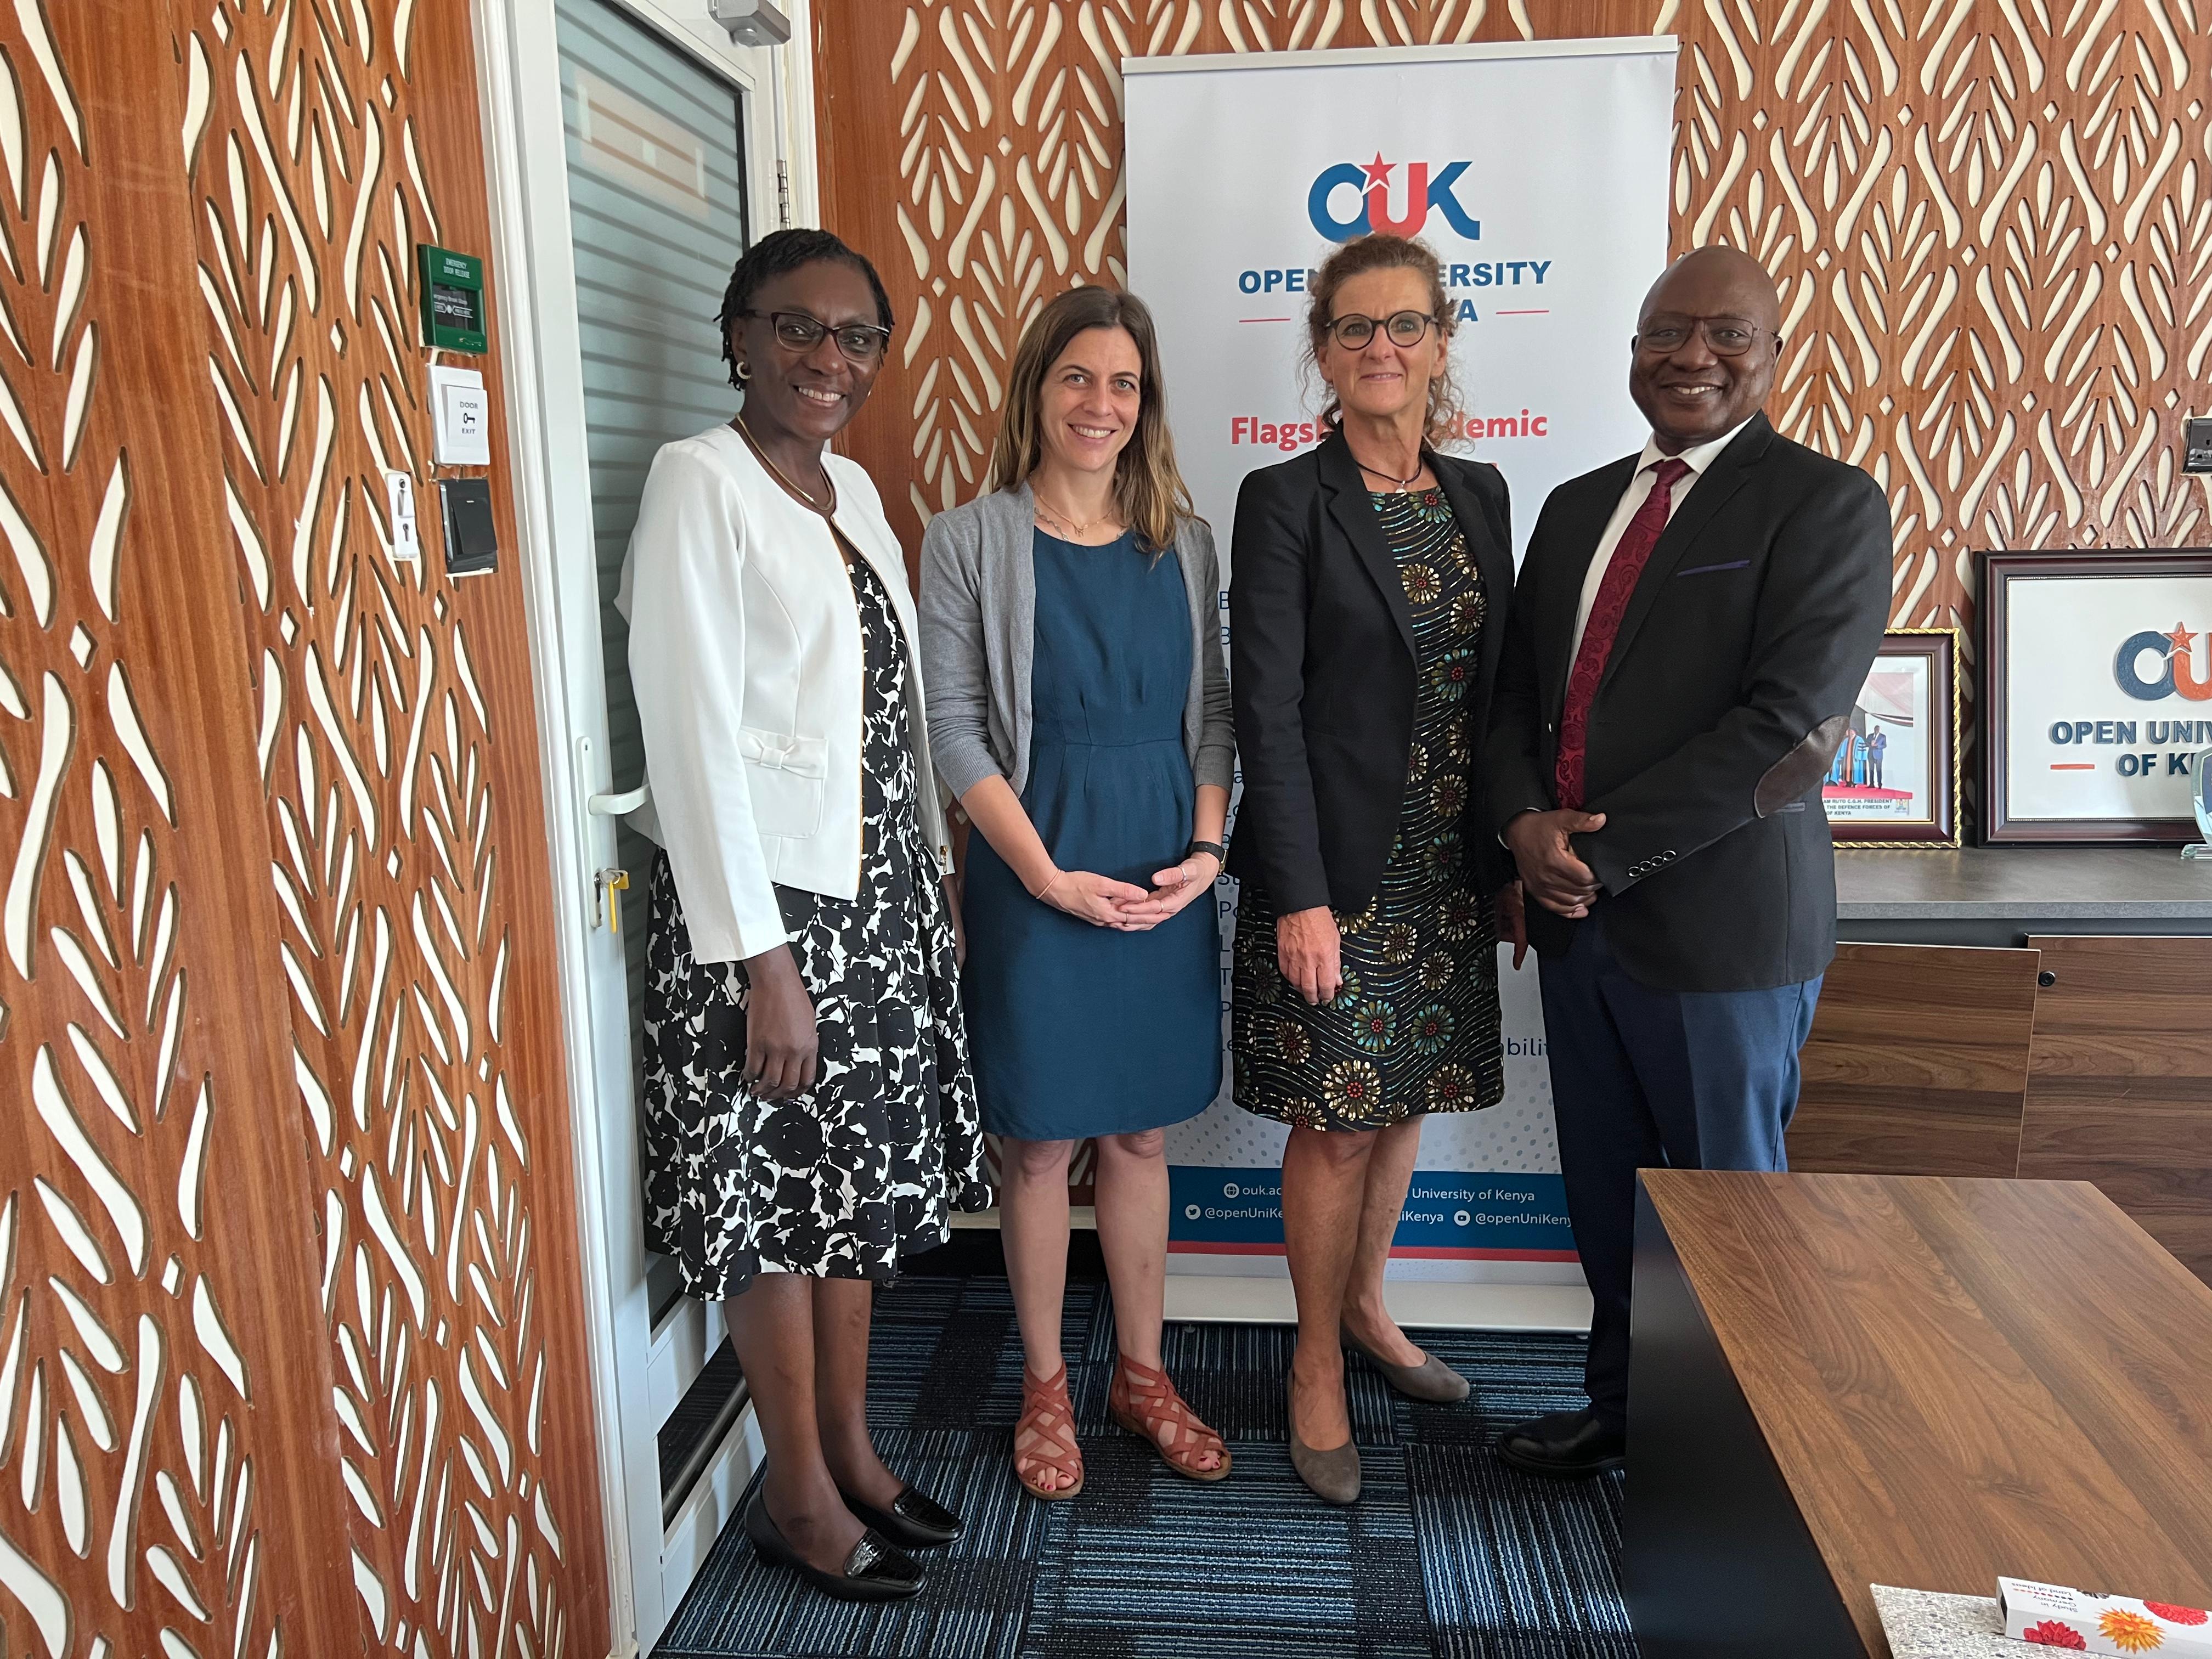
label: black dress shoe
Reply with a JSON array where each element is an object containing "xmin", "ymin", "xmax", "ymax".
[
  {"xmin": 742, "ymin": 1488, "xmax": 924, "ymax": 1601},
  {"xmin": 1495, "ymin": 1408, "xmax": 1626, "ymax": 1480},
  {"xmin": 839, "ymin": 1483, "xmax": 964, "ymax": 1549}
]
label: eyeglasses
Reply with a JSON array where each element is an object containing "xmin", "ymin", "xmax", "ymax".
[
  {"xmin": 1321, "ymin": 309, "xmax": 1438, "ymax": 351},
  {"xmin": 1635, "ymin": 316, "xmax": 1774, "ymax": 357},
  {"xmin": 741, "ymin": 309, "xmax": 893, "ymax": 364}
]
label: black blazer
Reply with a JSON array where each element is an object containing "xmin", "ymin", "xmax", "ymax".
[
  {"xmin": 1485, "ymin": 414, "xmax": 1893, "ymax": 991},
  {"xmin": 1228, "ymin": 433, "xmax": 1514, "ymax": 915}
]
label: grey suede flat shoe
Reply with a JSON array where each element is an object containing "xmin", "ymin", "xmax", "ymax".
[
  {"xmin": 1288, "ymin": 1382, "xmax": 1362, "ymax": 1505},
  {"xmin": 1341, "ymin": 1324, "xmax": 1472, "ymax": 1404}
]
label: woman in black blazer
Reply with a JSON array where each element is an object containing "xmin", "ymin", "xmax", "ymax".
[{"xmin": 1227, "ymin": 233, "xmax": 1522, "ymax": 1504}]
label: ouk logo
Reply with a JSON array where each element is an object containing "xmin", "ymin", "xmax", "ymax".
[
  {"xmin": 2114, "ymin": 623, "xmax": 2212, "ymax": 701},
  {"xmin": 1308, "ymin": 155, "xmax": 1482, "ymax": 242}
]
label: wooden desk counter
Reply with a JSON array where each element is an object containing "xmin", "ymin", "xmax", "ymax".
[{"xmin": 1624, "ymin": 1170, "xmax": 2212, "ymax": 1658}]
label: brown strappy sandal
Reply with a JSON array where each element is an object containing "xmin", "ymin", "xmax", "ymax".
[
  {"xmin": 1013, "ymin": 1363, "xmax": 1085, "ymax": 1500},
  {"xmin": 1109, "ymin": 1355, "xmax": 1232, "ymax": 1482}
]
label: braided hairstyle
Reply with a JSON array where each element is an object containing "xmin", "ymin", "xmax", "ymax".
[{"xmin": 715, "ymin": 228, "xmax": 896, "ymax": 391}]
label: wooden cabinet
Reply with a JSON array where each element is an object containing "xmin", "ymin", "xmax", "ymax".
[
  {"xmin": 1789, "ymin": 943, "xmax": 2041, "ymax": 1180},
  {"xmin": 2020, "ymin": 937, "xmax": 2212, "ymax": 1284},
  {"xmin": 1789, "ymin": 938, "xmax": 2212, "ymax": 1285}
]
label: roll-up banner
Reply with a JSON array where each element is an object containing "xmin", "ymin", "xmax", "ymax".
[{"xmin": 1125, "ymin": 39, "xmax": 1678, "ymax": 1283}]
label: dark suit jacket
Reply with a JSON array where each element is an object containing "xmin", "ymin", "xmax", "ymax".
[
  {"xmin": 1228, "ymin": 432, "xmax": 1514, "ymax": 915},
  {"xmin": 1485, "ymin": 414, "xmax": 1892, "ymax": 991}
]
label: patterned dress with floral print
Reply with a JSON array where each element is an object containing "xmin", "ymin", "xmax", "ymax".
[
  {"xmin": 641, "ymin": 551, "xmax": 990, "ymax": 1299},
  {"xmin": 1231, "ymin": 487, "xmax": 1505, "ymax": 1131}
]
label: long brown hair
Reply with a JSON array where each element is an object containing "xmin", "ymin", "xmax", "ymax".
[
  {"xmin": 1305, "ymin": 233, "xmax": 1465, "ymax": 449},
  {"xmin": 987, "ymin": 286, "xmax": 1195, "ymax": 554}
]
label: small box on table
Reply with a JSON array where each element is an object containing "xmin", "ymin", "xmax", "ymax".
[{"xmin": 2000, "ymin": 1578, "xmax": 2211, "ymax": 1652}]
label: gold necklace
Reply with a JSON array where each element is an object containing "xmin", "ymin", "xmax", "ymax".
[
  {"xmin": 736, "ymin": 416, "xmax": 837, "ymax": 515},
  {"xmin": 1034, "ymin": 488, "xmax": 1121, "ymax": 541}
]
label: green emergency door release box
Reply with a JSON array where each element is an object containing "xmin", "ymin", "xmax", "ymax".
[{"xmin": 417, "ymin": 244, "xmax": 487, "ymax": 354}]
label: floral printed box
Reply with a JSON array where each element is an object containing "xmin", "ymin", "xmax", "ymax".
[{"xmin": 2000, "ymin": 1578, "xmax": 2212, "ymax": 1654}]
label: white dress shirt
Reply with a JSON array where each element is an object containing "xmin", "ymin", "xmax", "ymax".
[{"xmin": 1567, "ymin": 416, "xmax": 1758, "ymax": 663}]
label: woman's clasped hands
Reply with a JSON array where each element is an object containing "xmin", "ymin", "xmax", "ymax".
[{"xmin": 1033, "ymin": 850, "xmax": 1221, "ymax": 932}]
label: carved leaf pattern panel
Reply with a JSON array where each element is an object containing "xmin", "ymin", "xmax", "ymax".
[
  {"xmin": 823, "ymin": 0, "xmax": 2212, "ymax": 676},
  {"xmin": 1, "ymin": 1, "xmax": 362, "ymax": 1654},
  {"xmin": 182, "ymin": 0, "xmax": 606, "ymax": 1653}
]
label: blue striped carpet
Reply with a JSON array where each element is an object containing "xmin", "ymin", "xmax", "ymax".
[{"xmin": 654, "ymin": 1278, "xmax": 1633, "ymax": 1658}]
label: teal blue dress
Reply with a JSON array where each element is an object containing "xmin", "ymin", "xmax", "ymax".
[{"xmin": 962, "ymin": 529, "xmax": 1223, "ymax": 1140}]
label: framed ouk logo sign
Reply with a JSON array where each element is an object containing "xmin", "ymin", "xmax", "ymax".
[{"xmin": 1980, "ymin": 550, "xmax": 2212, "ymax": 843}]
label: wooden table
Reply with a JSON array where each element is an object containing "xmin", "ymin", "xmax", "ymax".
[{"xmin": 1624, "ymin": 1171, "xmax": 2212, "ymax": 1658}]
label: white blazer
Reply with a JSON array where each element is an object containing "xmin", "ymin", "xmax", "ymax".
[{"xmin": 617, "ymin": 422, "xmax": 952, "ymax": 966}]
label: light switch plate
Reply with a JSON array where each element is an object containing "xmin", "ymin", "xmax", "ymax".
[
  {"xmin": 383, "ymin": 470, "xmax": 421, "ymax": 561},
  {"xmin": 428, "ymin": 364, "xmax": 492, "ymax": 466}
]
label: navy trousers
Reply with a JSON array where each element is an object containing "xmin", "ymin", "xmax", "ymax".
[{"xmin": 1538, "ymin": 913, "xmax": 1822, "ymax": 1430}]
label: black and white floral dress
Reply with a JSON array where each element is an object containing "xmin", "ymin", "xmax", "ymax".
[{"xmin": 641, "ymin": 549, "xmax": 990, "ymax": 1299}]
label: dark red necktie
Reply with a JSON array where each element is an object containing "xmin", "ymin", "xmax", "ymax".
[{"xmin": 1554, "ymin": 457, "xmax": 1692, "ymax": 811}]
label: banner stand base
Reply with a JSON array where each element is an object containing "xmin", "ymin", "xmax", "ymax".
[
  {"xmin": 950, "ymin": 1207, "xmax": 1096, "ymax": 1231},
  {"xmin": 1163, "ymin": 1274, "xmax": 1590, "ymax": 1333}
]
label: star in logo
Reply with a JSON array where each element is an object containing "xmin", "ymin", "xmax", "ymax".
[
  {"xmin": 1360, "ymin": 153, "xmax": 1395, "ymax": 190},
  {"xmin": 2159, "ymin": 624, "xmax": 2194, "ymax": 681}
]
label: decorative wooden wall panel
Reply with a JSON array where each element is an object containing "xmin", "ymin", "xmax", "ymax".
[
  {"xmin": 817, "ymin": 0, "xmax": 2212, "ymax": 671},
  {"xmin": 0, "ymin": 3, "xmax": 360, "ymax": 1654},
  {"xmin": 181, "ymin": 0, "xmax": 608, "ymax": 1649},
  {"xmin": 3, "ymin": 0, "xmax": 608, "ymax": 1650}
]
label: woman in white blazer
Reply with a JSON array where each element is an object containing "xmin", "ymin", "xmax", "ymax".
[{"xmin": 618, "ymin": 230, "xmax": 988, "ymax": 1604}]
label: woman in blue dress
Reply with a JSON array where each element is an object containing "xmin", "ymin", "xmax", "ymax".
[{"xmin": 920, "ymin": 287, "xmax": 1233, "ymax": 1499}]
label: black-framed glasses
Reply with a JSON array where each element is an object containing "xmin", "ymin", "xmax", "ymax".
[
  {"xmin": 1634, "ymin": 316, "xmax": 1774, "ymax": 357},
  {"xmin": 741, "ymin": 309, "xmax": 893, "ymax": 364},
  {"xmin": 1322, "ymin": 309, "xmax": 1438, "ymax": 350}
]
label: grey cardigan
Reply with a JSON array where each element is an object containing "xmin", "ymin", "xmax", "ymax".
[{"xmin": 918, "ymin": 481, "xmax": 1234, "ymax": 802}]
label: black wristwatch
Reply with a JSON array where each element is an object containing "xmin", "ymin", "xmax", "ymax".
[{"xmin": 1185, "ymin": 840, "xmax": 1227, "ymax": 867}]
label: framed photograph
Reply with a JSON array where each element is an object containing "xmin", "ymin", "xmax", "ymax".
[
  {"xmin": 1825, "ymin": 628, "xmax": 1961, "ymax": 847},
  {"xmin": 1980, "ymin": 550, "xmax": 2212, "ymax": 844}
]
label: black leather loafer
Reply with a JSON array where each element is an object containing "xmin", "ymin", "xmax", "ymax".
[
  {"xmin": 742, "ymin": 1488, "xmax": 924, "ymax": 1601},
  {"xmin": 839, "ymin": 1483, "xmax": 964, "ymax": 1549},
  {"xmin": 1494, "ymin": 1408, "xmax": 1626, "ymax": 1480}
]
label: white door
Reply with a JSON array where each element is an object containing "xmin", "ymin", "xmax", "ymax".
[
  {"xmin": 556, "ymin": 0, "xmax": 757, "ymax": 1639},
  {"xmin": 472, "ymin": 0, "xmax": 817, "ymax": 1649}
]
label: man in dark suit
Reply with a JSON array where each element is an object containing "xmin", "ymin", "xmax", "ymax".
[{"xmin": 1486, "ymin": 246, "xmax": 1892, "ymax": 1478}]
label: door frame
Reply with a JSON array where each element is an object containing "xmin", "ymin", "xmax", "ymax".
[{"xmin": 466, "ymin": 0, "xmax": 818, "ymax": 1651}]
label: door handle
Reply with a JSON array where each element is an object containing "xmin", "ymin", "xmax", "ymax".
[{"xmin": 589, "ymin": 785, "xmax": 649, "ymax": 816}]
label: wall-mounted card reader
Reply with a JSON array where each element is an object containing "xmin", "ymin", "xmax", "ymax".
[
  {"xmin": 439, "ymin": 478, "xmax": 499, "ymax": 577},
  {"xmin": 429, "ymin": 365, "xmax": 492, "ymax": 466},
  {"xmin": 2187, "ymin": 416, "xmax": 2212, "ymax": 475}
]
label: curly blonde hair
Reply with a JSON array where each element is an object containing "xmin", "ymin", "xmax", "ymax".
[{"xmin": 1305, "ymin": 233, "xmax": 1465, "ymax": 449}]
